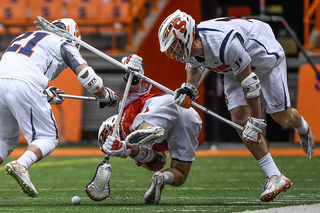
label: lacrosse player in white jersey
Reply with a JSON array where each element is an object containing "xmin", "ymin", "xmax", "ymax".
[
  {"xmin": 97, "ymin": 54, "xmax": 202, "ymax": 205},
  {"xmin": 158, "ymin": 10, "xmax": 315, "ymax": 202},
  {"xmin": 0, "ymin": 18, "xmax": 119, "ymax": 197}
]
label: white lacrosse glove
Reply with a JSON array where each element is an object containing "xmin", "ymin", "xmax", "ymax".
[
  {"xmin": 242, "ymin": 116, "xmax": 267, "ymax": 144},
  {"xmin": 102, "ymin": 135, "xmax": 131, "ymax": 158},
  {"xmin": 174, "ymin": 83, "xmax": 199, "ymax": 108},
  {"xmin": 122, "ymin": 54, "xmax": 144, "ymax": 85},
  {"xmin": 45, "ymin": 86, "xmax": 65, "ymax": 105},
  {"xmin": 96, "ymin": 87, "xmax": 119, "ymax": 108}
]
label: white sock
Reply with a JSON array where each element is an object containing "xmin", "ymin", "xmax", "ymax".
[
  {"xmin": 163, "ymin": 171, "xmax": 174, "ymax": 185},
  {"xmin": 17, "ymin": 150, "xmax": 38, "ymax": 169},
  {"xmin": 295, "ymin": 116, "xmax": 309, "ymax": 135},
  {"xmin": 258, "ymin": 153, "xmax": 281, "ymax": 178}
]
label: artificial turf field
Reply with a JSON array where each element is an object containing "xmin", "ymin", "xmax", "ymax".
[{"xmin": 0, "ymin": 150, "xmax": 319, "ymax": 213}]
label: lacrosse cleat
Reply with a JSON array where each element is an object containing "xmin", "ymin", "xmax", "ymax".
[
  {"xmin": 260, "ymin": 174, "xmax": 292, "ymax": 202},
  {"xmin": 299, "ymin": 128, "xmax": 315, "ymax": 158},
  {"xmin": 126, "ymin": 126, "xmax": 165, "ymax": 147},
  {"xmin": 144, "ymin": 171, "xmax": 165, "ymax": 205},
  {"xmin": 4, "ymin": 161, "xmax": 38, "ymax": 198}
]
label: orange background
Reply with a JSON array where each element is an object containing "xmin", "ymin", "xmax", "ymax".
[
  {"xmin": 20, "ymin": 68, "xmax": 84, "ymax": 143},
  {"xmin": 294, "ymin": 64, "xmax": 320, "ymax": 143}
]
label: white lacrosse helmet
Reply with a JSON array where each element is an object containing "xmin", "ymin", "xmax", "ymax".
[
  {"xmin": 52, "ymin": 18, "xmax": 81, "ymax": 50},
  {"xmin": 98, "ymin": 115, "xmax": 120, "ymax": 154},
  {"xmin": 158, "ymin": 9, "xmax": 196, "ymax": 63}
]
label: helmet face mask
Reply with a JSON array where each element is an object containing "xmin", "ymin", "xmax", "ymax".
[
  {"xmin": 166, "ymin": 37, "xmax": 187, "ymax": 63},
  {"xmin": 98, "ymin": 115, "xmax": 120, "ymax": 153},
  {"xmin": 158, "ymin": 9, "xmax": 195, "ymax": 63},
  {"xmin": 52, "ymin": 18, "xmax": 81, "ymax": 50}
]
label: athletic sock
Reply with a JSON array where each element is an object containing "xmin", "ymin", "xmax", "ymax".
[
  {"xmin": 258, "ymin": 152, "xmax": 281, "ymax": 178},
  {"xmin": 163, "ymin": 171, "xmax": 174, "ymax": 185},
  {"xmin": 17, "ymin": 150, "xmax": 38, "ymax": 169},
  {"xmin": 295, "ymin": 116, "xmax": 309, "ymax": 135}
]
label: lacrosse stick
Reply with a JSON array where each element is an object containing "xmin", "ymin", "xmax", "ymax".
[
  {"xmin": 112, "ymin": 72, "xmax": 134, "ymax": 137},
  {"xmin": 35, "ymin": 16, "xmax": 243, "ymax": 132},
  {"xmin": 84, "ymin": 157, "xmax": 111, "ymax": 201},
  {"xmin": 84, "ymin": 73, "xmax": 134, "ymax": 201},
  {"xmin": 59, "ymin": 94, "xmax": 96, "ymax": 101}
]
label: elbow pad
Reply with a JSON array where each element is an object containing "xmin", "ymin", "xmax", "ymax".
[
  {"xmin": 240, "ymin": 72, "xmax": 261, "ymax": 99},
  {"xmin": 77, "ymin": 66, "xmax": 103, "ymax": 93}
]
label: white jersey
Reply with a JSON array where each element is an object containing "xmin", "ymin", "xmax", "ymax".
[
  {"xmin": 0, "ymin": 30, "xmax": 86, "ymax": 159},
  {"xmin": 187, "ymin": 18, "xmax": 285, "ymax": 76},
  {"xmin": 120, "ymin": 92, "xmax": 202, "ymax": 162},
  {"xmin": 0, "ymin": 30, "xmax": 86, "ymax": 89},
  {"xmin": 187, "ymin": 18, "xmax": 290, "ymax": 114}
]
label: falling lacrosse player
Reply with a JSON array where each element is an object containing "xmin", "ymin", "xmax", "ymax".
[
  {"xmin": 86, "ymin": 54, "xmax": 202, "ymax": 204},
  {"xmin": 0, "ymin": 18, "xmax": 119, "ymax": 197}
]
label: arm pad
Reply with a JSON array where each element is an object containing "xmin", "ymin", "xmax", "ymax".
[
  {"xmin": 77, "ymin": 66, "xmax": 103, "ymax": 94},
  {"xmin": 240, "ymin": 72, "xmax": 261, "ymax": 99}
]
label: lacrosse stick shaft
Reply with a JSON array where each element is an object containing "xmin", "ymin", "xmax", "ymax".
[
  {"xmin": 77, "ymin": 38, "xmax": 128, "ymax": 71},
  {"xmin": 59, "ymin": 94, "xmax": 96, "ymax": 101},
  {"xmin": 75, "ymin": 37, "xmax": 243, "ymax": 131},
  {"xmin": 37, "ymin": 17, "xmax": 242, "ymax": 132},
  {"xmin": 130, "ymin": 70, "xmax": 244, "ymax": 131},
  {"xmin": 112, "ymin": 73, "xmax": 134, "ymax": 138}
]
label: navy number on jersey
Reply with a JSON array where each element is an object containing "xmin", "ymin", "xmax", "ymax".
[{"xmin": 6, "ymin": 32, "xmax": 49, "ymax": 57}]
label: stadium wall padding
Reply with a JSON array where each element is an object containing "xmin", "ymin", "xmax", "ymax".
[
  {"xmin": 294, "ymin": 64, "xmax": 320, "ymax": 143},
  {"xmin": 20, "ymin": 68, "xmax": 84, "ymax": 143}
]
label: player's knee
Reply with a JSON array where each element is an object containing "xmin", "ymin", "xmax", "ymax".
[
  {"xmin": 172, "ymin": 177, "xmax": 186, "ymax": 187},
  {"xmin": 30, "ymin": 138, "xmax": 58, "ymax": 159},
  {"xmin": 0, "ymin": 134, "xmax": 20, "ymax": 163}
]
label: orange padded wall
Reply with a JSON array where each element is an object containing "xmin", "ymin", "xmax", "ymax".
[
  {"xmin": 20, "ymin": 68, "xmax": 84, "ymax": 143},
  {"xmin": 294, "ymin": 64, "xmax": 320, "ymax": 143}
]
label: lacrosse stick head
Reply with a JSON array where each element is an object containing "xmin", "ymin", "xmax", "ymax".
[
  {"xmin": 98, "ymin": 115, "xmax": 120, "ymax": 154},
  {"xmin": 85, "ymin": 157, "xmax": 112, "ymax": 201},
  {"xmin": 34, "ymin": 16, "xmax": 79, "ymax": 49},
  {"xmin": 158, "ymin": 9, "xmax": 196, "ymax": 63},
  {"xmin": 52, "ymin": 18, "xmax": 81, "ymax": 50}
]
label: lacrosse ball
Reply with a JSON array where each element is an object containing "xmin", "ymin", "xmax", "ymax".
[{"xmin": 72, "ymin": 196, "xmax": 81, "ymax": 205}]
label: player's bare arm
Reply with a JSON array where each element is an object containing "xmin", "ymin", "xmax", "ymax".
[{"xmin": 186, "ymin": 67, "xmax": 204, "ymax": 87}]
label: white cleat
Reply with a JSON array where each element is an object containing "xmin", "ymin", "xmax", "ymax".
[
  {"xmin": 5, "ymin": 161, "xmax": 38, "ymax": 198},
  {"xmin": 299, "ymin": 128, "xmax": 315, "ymax": 159},
  {"xmin": 260, "ymin": 174, "xmax": 292, "ymax": 202},
  {"xmin": 144, "ymin": 171, "xmax": 165, "ymax": 205},
  {"xmin": 126, "ymin": 126, "xmax": 165, "ymax": 147}
]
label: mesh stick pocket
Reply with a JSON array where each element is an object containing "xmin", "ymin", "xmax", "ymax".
[{"xmin": 85, "ymin": 158, "xmax": 112, "ymax": 201}]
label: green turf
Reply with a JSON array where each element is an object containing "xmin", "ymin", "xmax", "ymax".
[{"xmin": 0, "ymin": 155, "xmax": 319, "ymax": 212}]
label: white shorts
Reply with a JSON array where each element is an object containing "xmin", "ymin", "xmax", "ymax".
[
  {"xmin": 0, "ymin": 78, "xmax": 59, "ymax": 143},
  {"xmin": 224, "ymin": 58, "xmax": 291, "ymax": 114},
  {"xmin": 131, "ymin": 94, "xmax": 202, "ymax": 162}
]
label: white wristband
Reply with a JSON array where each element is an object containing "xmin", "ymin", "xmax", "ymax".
[
  {"xmin": 181, "ymin": 82, "xmax": 199, "ymax": 97},
  {"xmin": 77, "ymin": 66, "xmax": 103, "ymax": 93}
]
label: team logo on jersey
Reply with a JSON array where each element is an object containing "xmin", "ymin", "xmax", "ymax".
[{"xmin": 207, "ymin": 64, "xmax": 230, "ymax": 73}]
